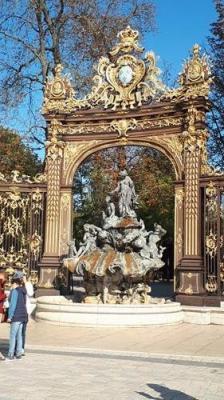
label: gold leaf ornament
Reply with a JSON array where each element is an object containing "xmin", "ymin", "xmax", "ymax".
[{"xmin": 109, "ymin": 26, "xmax": 144, "ymax": 56}]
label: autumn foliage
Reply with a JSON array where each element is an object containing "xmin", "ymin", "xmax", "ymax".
[
  {"xmin": 0, "ymin": 126, "xmax": 42, "ymax": 176},
  {"xmin": 73, "ymin": 146, "xmax": 174, "ymax": 244}
]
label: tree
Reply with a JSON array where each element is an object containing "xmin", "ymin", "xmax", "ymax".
[
  {"xmin": 73, "ymin": 146, "xmax": 174, "ymax": 243},
  {"xmin": 0, "ymin": 0, "xmax": 155, "ymax": 145},
  {"xmin": 0, "ymin": 126, "xmax": 42, "ymax": 176},
  {"xmin": 208, "ymin": 0, "xmax": 224, "ymax": 168}
]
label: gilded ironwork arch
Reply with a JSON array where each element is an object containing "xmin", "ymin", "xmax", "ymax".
[
  {"xmin": 38, "ymin": 25, "xmax": 224, "ymax": 307},
  {"xmin": 64, "ymin": 138, "xmax": 183, "ymax": 186}
]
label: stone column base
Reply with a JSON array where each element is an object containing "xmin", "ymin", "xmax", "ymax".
[
  {"xmin": 37, "ymin": 256, "xmax": 61, "ymax": 296},
  {"xmin": 176, "ymin": 256, "xmax": 205, "ymax": 296},
  {"xmin": 176, "ymin": 294, "xmax": 222, "ymax": 307}
]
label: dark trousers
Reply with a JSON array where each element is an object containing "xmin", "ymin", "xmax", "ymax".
[{"xmin": 22, "ymin": 321, "xmax": 28, "ymax": 350}]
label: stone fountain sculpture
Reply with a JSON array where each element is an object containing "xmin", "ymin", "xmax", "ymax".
[{"xmin": 64, "ymin": 170, "xmax": 167, "ymax": 304}]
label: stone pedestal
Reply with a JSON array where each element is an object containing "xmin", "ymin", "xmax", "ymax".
[
  {"xmin": 35, "ymin": 297, "xmax": 183, "ymax": 326},
  {"xmin": 36, "ymin": 256, "xmax": 61, "ymax": 297},
  {"xmin": 176, "ymin": 256, "xmax": 205, "ymax": 297}
]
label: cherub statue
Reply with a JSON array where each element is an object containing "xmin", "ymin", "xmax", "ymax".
[
  {"xmin": 77, "ymin": 224, "xmax": 99, "ymax": 257},
  {"xmin": 67, "ymin": 240, "xmax": 78, "ymax": 258},
  {"xmin": 102, "ymin": 195, "xmax": 118, "ymax": 229},
  {"xmin": 148, "ymin": 223, "xmax": 166, "ymax": 259}
]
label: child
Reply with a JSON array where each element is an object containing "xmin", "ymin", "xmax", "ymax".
[{"xmin": 6, "ymin": 277, "xmax": 28, "ymax": 361}]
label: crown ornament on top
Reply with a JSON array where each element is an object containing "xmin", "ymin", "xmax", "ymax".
[
  {"xmin": 110, "ymin": 26, "xmax": 144, "ymax": 56},
  {"xmin": 43, "ymin": 26, "xmax": 165, "ymax": 113}
]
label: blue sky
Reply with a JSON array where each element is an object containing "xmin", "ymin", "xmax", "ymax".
[
  {"xmin": 6, "ymin": 0, "xmax": 217, "ymax": 159},
  {"xmin": 143, "ymin": 0, "xmax": 217, "ymax": 82}
]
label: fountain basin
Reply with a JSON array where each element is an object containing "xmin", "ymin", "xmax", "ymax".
[{"xmin": 35, "ymin": 296, "xmax": 183, "ymax": 326}]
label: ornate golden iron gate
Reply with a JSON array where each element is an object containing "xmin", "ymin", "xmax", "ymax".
[
  {"xmin": 0, "ymin": 27, "xmax": 224, "ymax": 305},
  {"xmin": 202, "ymin": 180, "xmax": 224, "ymax": 301},
  {"xmin": 0, "ymin": 174, "xmax": 46, "ymax": 285}
]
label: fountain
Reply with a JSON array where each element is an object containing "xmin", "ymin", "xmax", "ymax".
[
  {"xmin": 65, "ymin": 170, "xmax": 167, "ymax": 305},
  {"xmin": 36, "ymin": 170, "xmax": 183, "ymax": 326}
]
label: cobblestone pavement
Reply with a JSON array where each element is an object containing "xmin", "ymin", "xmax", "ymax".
[{"xmin": 0, "ymin": 347, "xmax": 224, "ymax": 400}]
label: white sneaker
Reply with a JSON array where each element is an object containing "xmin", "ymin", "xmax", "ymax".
[{"xmin": 5, "ymin": 356, "xmax": 14, "ymax": 361}]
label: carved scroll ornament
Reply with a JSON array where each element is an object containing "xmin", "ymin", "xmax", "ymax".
[
  {"xmin": 0, "ymin": 170, "xmax": 46, "ymax": 184},
  {"xmin": 46, "ymin": 119, "xmax": 65, "ymax": 161},
  {"xmin": 43, "ymin": 26, "xmax": 165, "ymax": 113},
  {"xmin": 110, "ymin": 119, "xmax": 137, "ymax": 137}
]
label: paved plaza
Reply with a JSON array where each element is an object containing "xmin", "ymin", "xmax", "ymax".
[
  {"xmin": 1, "ymin": 321, "xmax": 224, "ymax": 399},
  {"xmin": 1, "ymin": 347, "xmax": 224, "ymax": 400}
]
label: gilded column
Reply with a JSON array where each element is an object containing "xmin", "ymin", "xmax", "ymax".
[
  {"xmin": 44, "ymin": 125, "xmax": 64, "ymax": 256},
  {"xmin": 176, "ymin": 106, "xmax": 207, "ymax": 299},
  {"xmin": 59, "ymin": 190, "xmax": 72, "ymax": 256},
  {"xmin": 37, "ymin": 120, "xmax": 65, "ymax": 292},
  {"xmin": 174, "ymin": 185, "xmax": 184, "ymax": 287},
  {"xmin": 184, "ymin": 139, "xmax": 200, "ymax": 257}
]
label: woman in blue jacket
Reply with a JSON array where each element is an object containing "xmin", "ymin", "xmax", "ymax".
[{"xmin": 7, "ymin": 277, "xmax": 28, "ymax": 360}]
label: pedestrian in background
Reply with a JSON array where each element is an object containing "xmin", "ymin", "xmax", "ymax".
[
  {"xmin": 22, "ymin": 272, "xmax": 34, "ymax": 354},
  {"xmin": 0, "ymin": 278, "xmax": 6, "ymax": 322},
  {"xmin": 0, "ymin": 277, "xmax": 7, "ymax": 360},
  {"xmin": 6, "ymin": 277, "xmax": 28, "ymax": 361},
  {"xmin": 12, "ymin": 271, "xmax": 34, "ymax": 355}
]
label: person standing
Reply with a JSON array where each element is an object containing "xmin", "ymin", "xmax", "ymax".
[
  {"xmin": 0, "ymin": 278, "xmax": 6, "ymax": 322},
  {"xmin": 6, "ymin": 277, "xmax": 28, "ymax": 361},
  {"xmin": 11, "ymin": 271, "xmax": 34, "ymax": 355},
  {"xmin": 0, "ymin": 278, "xmax": 7, "ymax": 361},
  {"xmin": 22, "ymin": 273, "xmax": 34, "ymax": 355}
]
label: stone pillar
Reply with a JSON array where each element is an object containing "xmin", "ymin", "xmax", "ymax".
[{"xmin": 37, "ymin": 120, "xmax": 65, "ymax": 295}]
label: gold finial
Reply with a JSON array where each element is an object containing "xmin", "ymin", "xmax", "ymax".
[
  {"xmin": 192, "ymin": 44, "xmax": 200, "ymax": 57},
  {"xmin": 54, "ymin": 64, "xmax": 63, "ymax": 76}
]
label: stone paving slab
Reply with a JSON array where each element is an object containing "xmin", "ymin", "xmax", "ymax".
[
  {"xmin": 1, "ymin": 320, "xmax": 224, "ymax": 359},
  {"xmin": 1, "ymin": 321, "xmax": 224, "ymax": 399},
  {"xmin": 2, "ymin": 343, "xmax": 224, "ymax": 368},
  {"xmin": 0, "ymin": 349, "xmax": 224, "ymax": 400}
]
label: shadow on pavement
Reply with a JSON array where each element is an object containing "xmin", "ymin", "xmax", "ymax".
[{"xmin": 136, "ymin": 383, "xmax": 198, "ymax": 399}]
